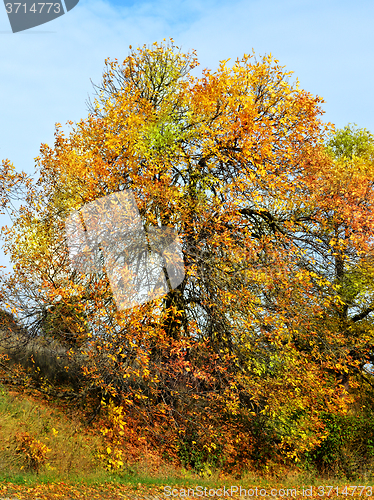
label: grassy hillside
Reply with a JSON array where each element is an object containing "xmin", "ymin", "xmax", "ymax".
[{"xmin": 1, "ymin": 382, "xmax": 373, "ymax": 500}]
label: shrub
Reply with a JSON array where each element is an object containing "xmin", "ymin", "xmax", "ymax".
[{"xmin": 14, "ymin": 431, "xmax": 51, "ymax": 472}]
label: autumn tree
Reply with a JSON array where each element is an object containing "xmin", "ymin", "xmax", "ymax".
[
  {"xmin": 1, "ymin": 39, "xmax": 368, "ymax": 469},
  {"xmin": 291, "ymin": 125, "xmax": 374, "ymax": 389}
]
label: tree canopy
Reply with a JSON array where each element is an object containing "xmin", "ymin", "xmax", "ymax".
[{"xmin": 1, "ymin": 40, "xmax": 374, "ymax": 473}]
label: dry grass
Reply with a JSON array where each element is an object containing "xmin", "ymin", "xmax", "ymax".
[{"xmin": 0, "ymin": 384, "xmax": 102, "ymax": 478}]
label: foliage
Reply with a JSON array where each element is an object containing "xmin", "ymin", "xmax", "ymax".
[
  {"xmin": 97, "ymin": 399, "xmax": 127, "ymax": 471},
  {"xmin": 303, "ymin": 372, "xmax": 374, "ymax": 479},
  {"xmin": 14, "ymin": 432, "xmax": 51, "ymax": 472},
  {"xmin": 1, "ymin": 39, "xmax": 374, "ymax": 477}
]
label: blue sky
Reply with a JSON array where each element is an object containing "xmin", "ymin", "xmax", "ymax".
[{"xmin": 0, "ymin": 0, "xmax": 373, "ymax": 275}]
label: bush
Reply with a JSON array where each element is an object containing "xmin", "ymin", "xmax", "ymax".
[
  {"xmin": 303, "ymin": 410, "xmax": 374, "ymax": 479},
  {"xmin": 0, "ymin": 307, "xmax": 91, "ymax": 392},
  {"xmin": 14, "ymin": 432, "xmax": 51, "ymax": 472}
]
